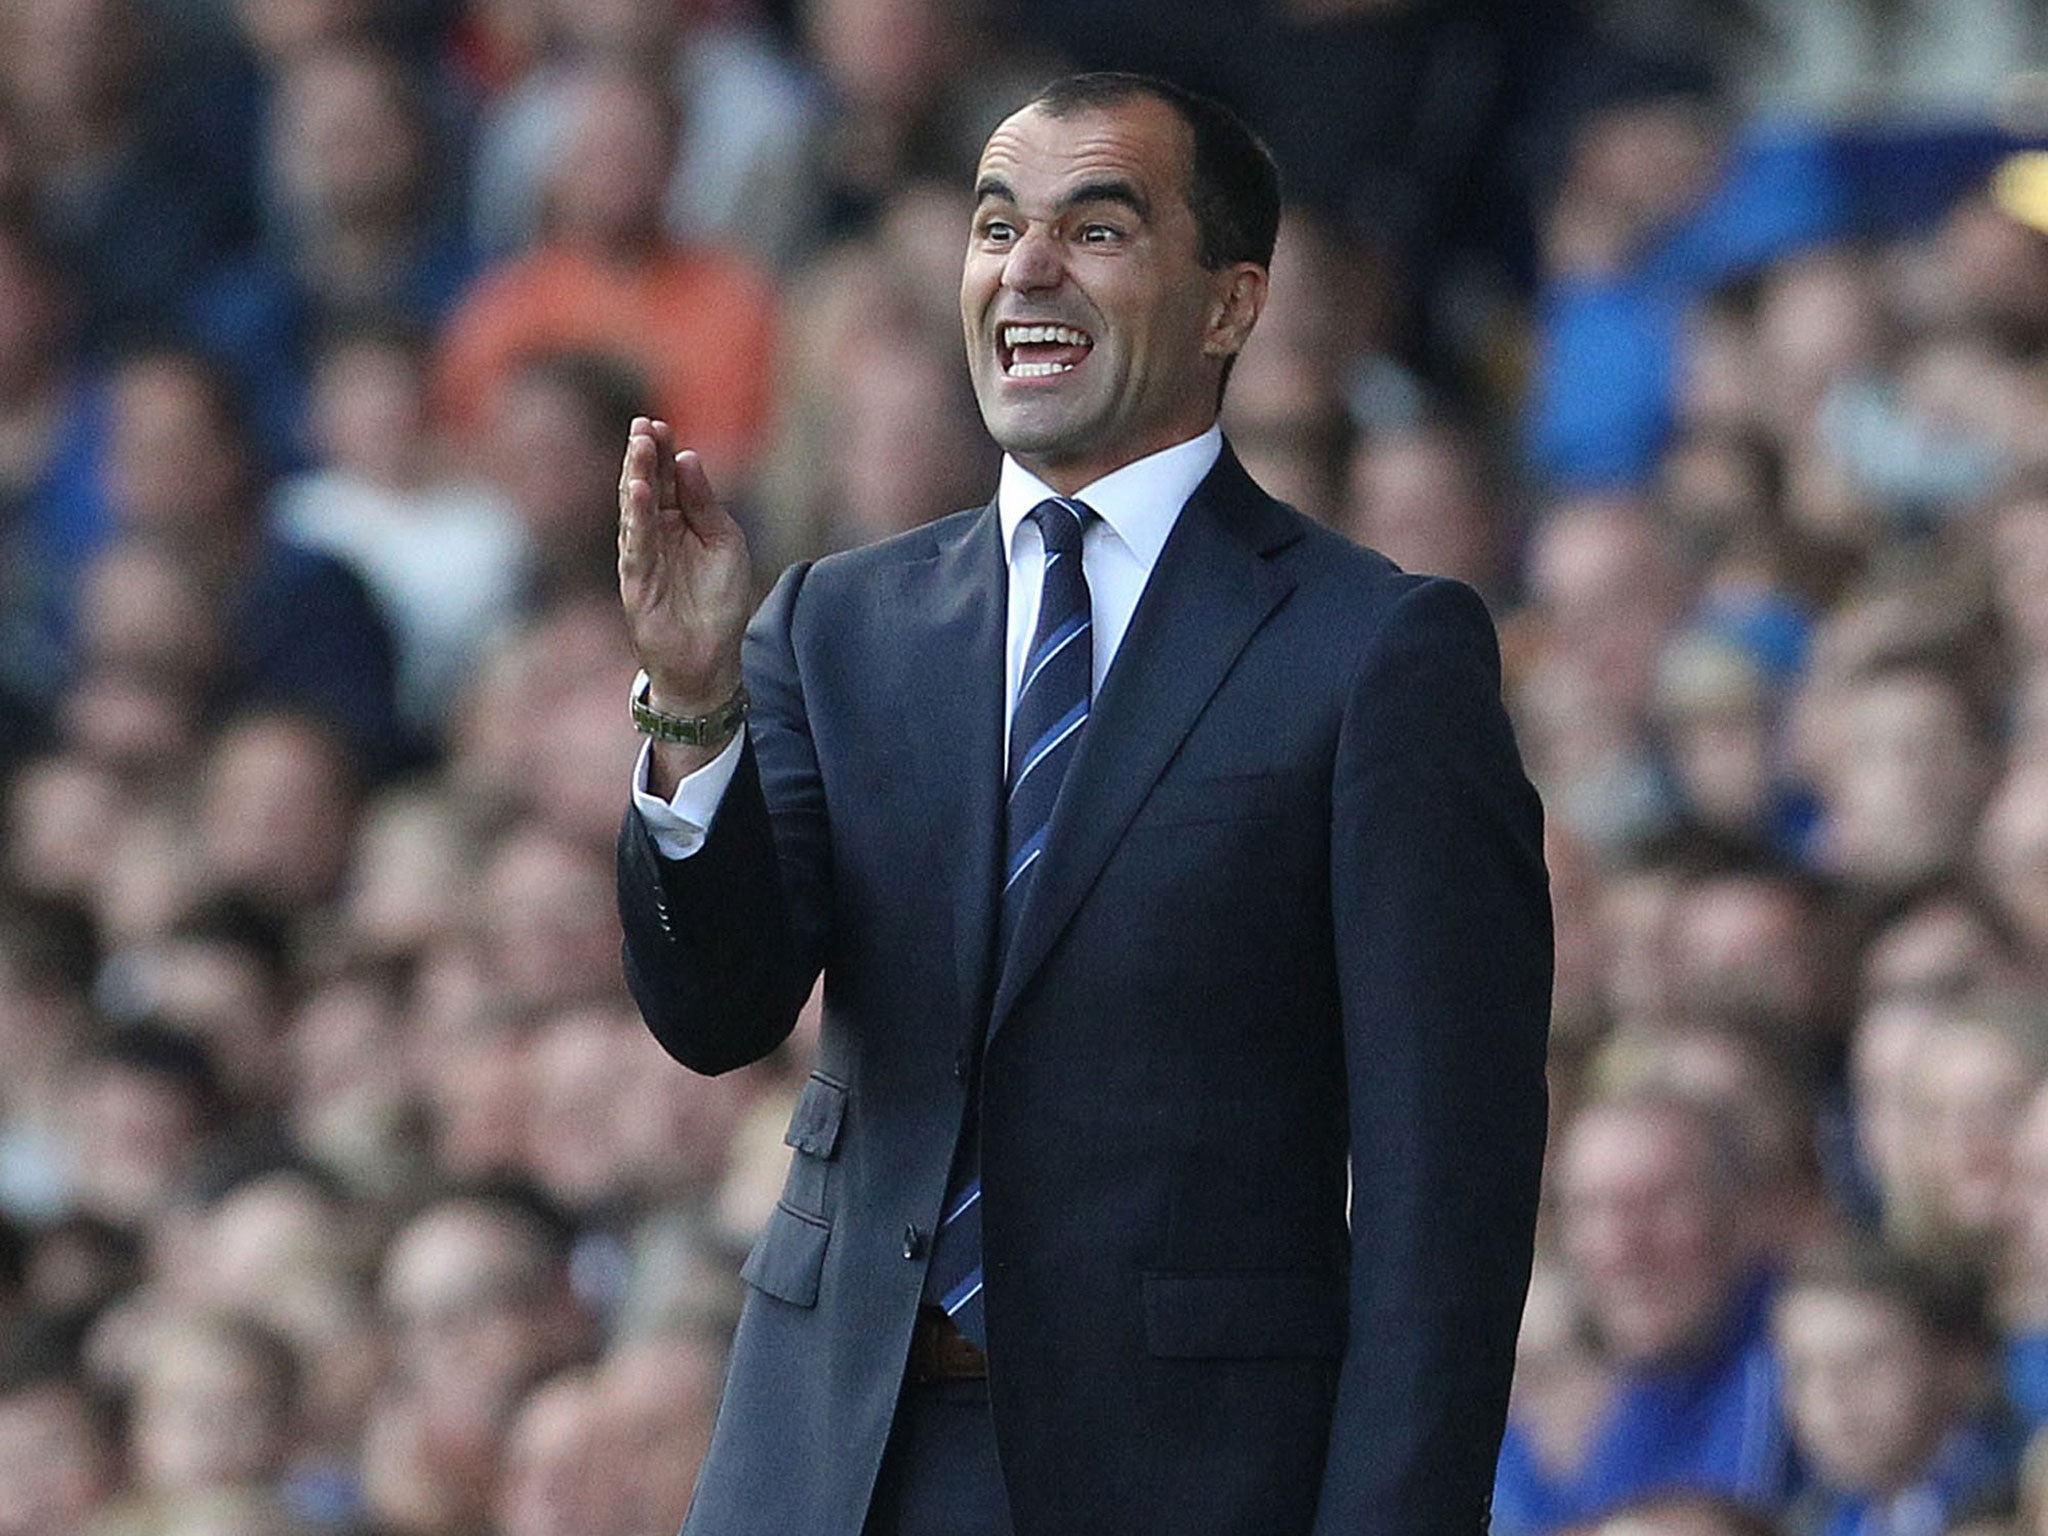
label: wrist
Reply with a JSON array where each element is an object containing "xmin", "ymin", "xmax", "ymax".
[
  {"xmin": 631, "ymin": 670, "xmax": 749, "ymax": 750},
  {"xmin": 643, "ymin": 665, "xmax": 742, "ymax": 719}
]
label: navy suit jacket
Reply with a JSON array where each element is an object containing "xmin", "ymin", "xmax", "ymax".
[{"xmin": 617, "ymin": 446, "xmax": 1552, "ymax": 1536}]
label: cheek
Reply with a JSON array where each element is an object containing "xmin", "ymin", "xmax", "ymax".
[{"xmin": 1648, "ymin": 1214, "xmax": 1723, "ymax": 1281}]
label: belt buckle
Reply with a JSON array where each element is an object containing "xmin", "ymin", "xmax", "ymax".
[{"xmin": 911, "ymin": 1308, "xmax": 988, "ymax": 1384}]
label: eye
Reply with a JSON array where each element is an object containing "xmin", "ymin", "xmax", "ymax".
[
  {"xmin": 1080, "ymin": 223, "xmax": 1122, "ymax": 244},
  {"xmin": 978, "ymin": 217, "xmax": 1017, "ymax": 244}
]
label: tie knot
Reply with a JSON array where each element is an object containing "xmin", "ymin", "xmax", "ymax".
[{"xmin": 1030, "ymin": 497, "xmax": 1090, "ymax": 558}]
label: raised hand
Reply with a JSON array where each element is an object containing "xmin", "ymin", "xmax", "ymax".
[{"xmin": 618, "ymin": 417, "xmax": 753, "ymax": 779}]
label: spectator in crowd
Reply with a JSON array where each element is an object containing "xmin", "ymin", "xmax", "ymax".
[
  {"xmin": 1502, "ymin": 1258, "xmax": 1618, "ymax": 1527},
  {"xmin": 1807, "ymin": 663, "xmax": 1993, "ymax": 901},
  {"xmin": 126, "ymin": 1310, "xmax": 300, "ymax": 1502},
  {"xmin": 1590, "ymin": 1018, "xmax": 1827, "ymax": 1254},
  {"xmin": 1522, "ymin": 496, "xmax": 1694, "ymax": 851},
  {"xmin": 100, "ymin": 895, "xmax": 292, "ymax": 1111},
  {"xmin": 195, "ymin": 710, "xmax": 363, "ymax": 927},
  {"xmin": 800, "ymin": 0, "xmax": 1042, "ymax": 243},
  {"xmin": 99, "ymin": 345, "xmax": 403, "ymax": 772},
  {"xmin": 491, "ymin": 1366, "xmax": 605, "ymax": 1536},
  {"xmin": 476, "ymin": 349, "xmax": 641, "ymax": 612},
  {"xmin": 1666, "ymin": 866, "xmax": 1836, "ymax": 1043},
  {"xmin": 69, "ymin": 536, "xmax": 225, "ymax": 702},
  {"xmin": 1496, "ymin": 1089, "xmax": 1795, "ymax": 1530},
  {"xmin": 175, "ymin": 1168, "xmax": 384, "ymax": 1474},
  {"xmin": 436, "ymin": 65, "xmax": 775, "ymax": 481},
  {"xmin": 750, "ymin": 216, "xmax": 992, "ymax": 563},
  {"xmin": 1221, "ymin": 209, "xmax": 1379, "ymax": 528},
  {"xmin": 368, "ymin": 1188, "xmax": 594, "ymax": 1536},
  {"xmin": 275, "ymin": 322, "xmax": 528, "ymax": 738},
  {"xmin": 193, "ymin": 44, "xmax": 475, "ymax": 468},
  {"xmin": 584, "ymin": 1329, "xmax": 725, "ymax": 1530},
  {"xmin": 61, "ymin": 1025, "xmax": 225, "ymax": 1230},
  {"xmin": 3, "ymin": 0, "xmax": 254, "ymax": 349},
  {"xmin": 0, "ymin": 224, "xmax": 106, "ymax": 752},
  {"xmin": 466, "ymin": 0, "xmax": 823, "ymax": 269},
  {"xmin": 337, "ymin": 788, "xmax": 473, "ymax": 966},
  {"xmin": 1338, "ymin": 419, "xmax": 1505, "ymax": 597},
  {"xmin": 475, "ymin": 823, "xmax": 621, "ymax": 1014},
  {"xmin": 1887, "ymin": 993, "xmax": 2048, "ymax": 1278},
  {"xmin": 0, "ymin": 1326, "xmax": 120, "ymax": 1536},
  {"xmin": 1774, "ymin": 1241, "xmax": 2014, "ymax": 1536},
  {"xmin": 1528, "ymin": 93, "xmax": 1842, "ymax": 490},
  {"xmin": 1651, "ymin": 631, "xmax": 1802, "ymax": 855},
  {"xmin": 3, "ymin": 752, "xmax": 126, "ymax": 912},
  {"xmin": 285, "ymin": 963, "xmax": 421, "ymax": 1199}
]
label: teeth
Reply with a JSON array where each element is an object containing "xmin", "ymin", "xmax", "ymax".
[
  {"xmin": 1001, "ymin": 323, "xmax": 1091, "ymax": 347},
  {"xmin": 1008, "ymin": 360, "xmax": 1076, "ymax": 377}
]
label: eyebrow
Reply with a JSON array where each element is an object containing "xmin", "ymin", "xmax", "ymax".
[
  {"xmin": 971, "ymin": 176, "xmax": 1152, "ymax": 223},
  {"xmin": 1061, "ymin": 179, "xmax": 1150, "ymax": 222}
]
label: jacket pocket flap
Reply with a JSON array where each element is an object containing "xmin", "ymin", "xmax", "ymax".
[
  {"xmin": 1142, "ymin": 1270, "xmax": 1347, "ymax": 1359},
  {"xmin": 740, "ymin": 1202, "xmax": 829, "ymax": 1307},
  {"xmin": 1134, "ymin": 766, "xmax": 1310, "ymax": 830},
  {"xmin": 783, "ymin": 1073, "xmax": 847, "ymax": 1159}
]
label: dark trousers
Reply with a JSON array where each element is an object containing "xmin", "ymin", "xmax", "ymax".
[{"xmin": 861, "ymin": 1378, "xmax": 1014, "ymax": 1536}]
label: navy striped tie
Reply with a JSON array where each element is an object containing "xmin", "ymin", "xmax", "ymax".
[{"xmin": 924, "ymin": 496, "xmax": 1093, "ymax": 1348}]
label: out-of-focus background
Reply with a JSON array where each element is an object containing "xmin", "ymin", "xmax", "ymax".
[{"xmin": 5, "ymin": 0, "xmax": 2048, "ymax": 1533}]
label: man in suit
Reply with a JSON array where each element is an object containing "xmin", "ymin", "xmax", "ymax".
[{"xmin": 615, "ymin": 71, "xmax": 1551, "ymax": 1536}]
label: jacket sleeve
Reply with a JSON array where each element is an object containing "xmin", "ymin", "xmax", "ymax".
[
  {"xmin": 616, "ymin": 560, "xmax": 832, "ymax": 1075},
  {"xmin": 1314, "ymin": 576, "xmax": 1552, "ymax": 1536}
]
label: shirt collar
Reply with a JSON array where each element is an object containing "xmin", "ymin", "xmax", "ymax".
[{"xmin": 996, "ymin": 425, "xmax": 1223, "ymax": 570}]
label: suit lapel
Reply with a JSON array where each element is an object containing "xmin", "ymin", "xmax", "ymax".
[
  {"xmin": 988, "ymin": 450, "xmax": 1300, "ymax": 1036},
  {"xmin": 893, "ymin": 503, "xmax": 1009, "ymax": 1026}
]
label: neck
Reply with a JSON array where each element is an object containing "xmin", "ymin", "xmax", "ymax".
[
  {"xmin": 302, "ymin": 217, "xmax": 412, "ymax": 297},
  {"xmin": 560, "ymin": 223, "xmax": 662, "ymax": 266}
]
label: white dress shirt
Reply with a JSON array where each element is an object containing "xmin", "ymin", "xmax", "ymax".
[{"xmin": 632, "ymin": 426, "xmax": 1223, "ymax": 860}]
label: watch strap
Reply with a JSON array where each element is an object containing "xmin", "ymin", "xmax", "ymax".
[{"xmin": 630, "ymin": 670, "xmax": 749, "ymax": 748}]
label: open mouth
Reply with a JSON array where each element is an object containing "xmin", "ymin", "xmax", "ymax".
[{"xmin": 999, "ymin": 322, "xmax": 1093, "ymax": 379}]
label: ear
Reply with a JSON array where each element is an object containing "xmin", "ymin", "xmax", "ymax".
[{"xmin": 1201, "ymin": 262, "xmax": 1269, "ymax": 364}]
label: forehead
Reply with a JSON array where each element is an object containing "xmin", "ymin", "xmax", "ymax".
[
  {"xmin": 1775, "ymin": 1286, "xmax": 1915, "ymax": 1346},
  {"xmin": 975, "ymin": 97, "xmax": 1192, "ymax": 207},
  {"xmin": 1562, "ymin": 1104, "xmax": 1707, "ymax": 1190}
]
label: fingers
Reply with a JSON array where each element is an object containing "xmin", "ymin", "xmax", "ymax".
[
  {"xmin": 619, "ymin": 418, "xmax": 660, "ymax": 572},
  {"xmin": 621, "ymin": 418, "xmax": 728, "ymax": 564},
  {"xmin": 674, "ymin": 448, "xmax": 717, "ymax": 520},
  {"xmin": 647, "ymin": 417, "xmax": 681, "ymax": 512}
]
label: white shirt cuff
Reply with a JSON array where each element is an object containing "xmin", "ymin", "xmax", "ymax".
[{"xmin": 631, "ymin": 728, "xmax": 747, "ymax": 860}]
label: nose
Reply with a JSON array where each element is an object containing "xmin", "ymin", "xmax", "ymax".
[{"xmin": 1001, "ymin": 224, "xmax": 1063, "ymax": 294}]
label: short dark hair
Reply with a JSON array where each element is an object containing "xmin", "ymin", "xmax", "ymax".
[
  {"xmin": 88, "ymin": 1022, "xmax": 226, "ymax": 1128},
  {"xmin": 507, "ymin": 348, "xmax": 654, "ymax": 444},
  {"xmin": 1782, "ymin": 1237, "xmax": 1990, "ymax": 1349},
  {"xmin": 1026, "ymin": 72, "xmax": 1280, "ymax": 273}
]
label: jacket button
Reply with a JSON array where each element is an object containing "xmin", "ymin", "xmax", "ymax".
[{"xmin": 902, "ymin": 1225, "xmax": 926, "ymax": 1260}]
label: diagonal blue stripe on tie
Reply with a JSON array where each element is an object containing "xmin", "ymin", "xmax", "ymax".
[{"xmin": 922, "ymin": 496, "xmax": 1095, "ymax": 1349}]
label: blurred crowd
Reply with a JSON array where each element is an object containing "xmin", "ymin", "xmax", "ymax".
[{"xmin": 3, "ymin": 0, "xmax": 2048, "ymax": 1534}]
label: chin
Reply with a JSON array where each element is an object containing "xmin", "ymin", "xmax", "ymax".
[{"xmin": 983, "ymin": 410, "xmax": 1099, "ymax": 463}]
